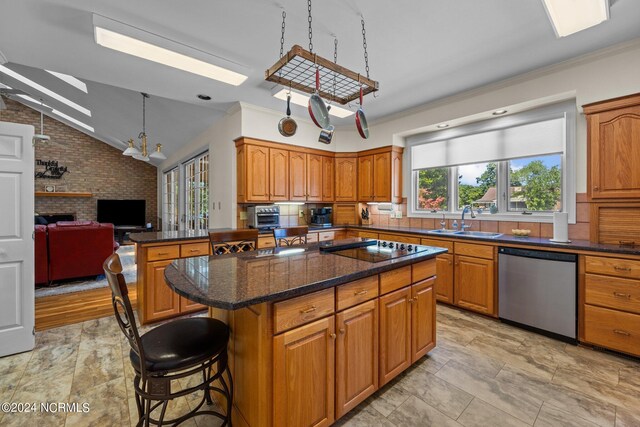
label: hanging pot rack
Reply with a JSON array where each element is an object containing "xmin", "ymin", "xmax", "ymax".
[{"xmin": 265, "ymin": 1, "xmax": 378, "ymax": 106}]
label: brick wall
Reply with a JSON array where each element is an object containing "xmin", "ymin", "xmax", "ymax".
[{"xmin": 0, "ymin": 98, "xmax": 158, "ymax": 227}]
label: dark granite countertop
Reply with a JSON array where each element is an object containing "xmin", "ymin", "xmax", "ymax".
[
  {"xmin": 164, "ymin": 239, "xmax": 447, "ymax": 310},
  {"xmin": 130, "ymin": 224, "xmax": 640, "ymax": 255}
]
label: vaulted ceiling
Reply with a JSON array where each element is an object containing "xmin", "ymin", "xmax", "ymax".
[{"xmin": 1, "ymin": 0, "xmax": 639, "ymax": 161}]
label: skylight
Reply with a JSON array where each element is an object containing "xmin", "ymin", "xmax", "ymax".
[
  {"xmin": 0, "ymin": 64, "xmax": 92, "ymax": 116},
  {"xmin": 45, "ymin": 70, "xmax": 88, "ymax": 93},
  {"xmin": 16, "ymin": 94, "xmax": 95, "ymax": 133}
]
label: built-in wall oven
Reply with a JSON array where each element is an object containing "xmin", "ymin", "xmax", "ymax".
[{"xmin": 247, "ymin": 205, "xmax": 280, "ymax": 230}]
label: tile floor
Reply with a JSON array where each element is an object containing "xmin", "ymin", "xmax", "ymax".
[{"xmin": 1, "ymin": 304, "xmax": 639, "ymax": 426}]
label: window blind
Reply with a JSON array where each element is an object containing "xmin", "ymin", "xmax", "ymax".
[{"xmin": 411, "ymin": 117, "xmax": 564, "ymax": 170}]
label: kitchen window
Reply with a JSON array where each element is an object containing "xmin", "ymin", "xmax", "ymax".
[
  {"xmin": 162, "ymin": 167, "xmax": 179, "ymax": 231},
  {"xmin": 409, "ymin": 100, "xmax": 576, "ymax": 221}
]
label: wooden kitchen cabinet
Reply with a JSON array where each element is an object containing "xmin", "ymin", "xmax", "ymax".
[
  {"xmin": 584, "ymin": 93, "xmax": 640, "ymax": 200},
  {"xmin": 434, "ymin": 254, "xmax": 454, "ymax": 304},
  {"xmin": 244, "ymin": 144, "xmax": 270, "ymax": 202},
  {"xmin": 379, "ymin": 286, "xmax": 412, "ymax": 386},
  {"xmin": 307, "ymin": 154, "xmax": 323, "ymax": 201},
  {"xmin": 357, "ymin": 155, "xmax": 374, "ymax": 201},
  {"xmin": 454, "ymin": 254, "xmax": 495, "ymax": 315},
  {"xmin": 335, "ymin": 299, "xmax": 378, "ymax": 419},
  {"xmin": 373, "ymin": 152, "xmax": 391, "ymax": 201},
  {"xmin": 269, "ymin": 148, "xmax": 289, "ymax": 201},
  {"xmin": 335, "ymin": 156, "xmax": 357, "ymax": 201},
  {"xmin": 412, "ymin": 278, "xmax": 436, "ymax": 362},
  {"xmin": 322, "ymin": 156, "xmax": 335, "ymax": 201},
  {"xmin": 289, "ymin": 151, "xmax": 307, "ymax": 201},
  {"xmin": 145, "ymin": 260, "xmax": 181, "ymax": 322},
  {"xmin": 273, "ymin": 316, "xmax": 335, "ymax": 427}
]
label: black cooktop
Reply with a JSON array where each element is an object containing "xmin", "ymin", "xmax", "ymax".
[{"xmin": 320, "ymin": 238, "xmax": 430, "ymax": 263}]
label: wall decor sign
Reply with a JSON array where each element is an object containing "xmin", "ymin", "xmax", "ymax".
[{"xmin": 35, "ymin": 159, "xmax": 69, "ymax": 179}]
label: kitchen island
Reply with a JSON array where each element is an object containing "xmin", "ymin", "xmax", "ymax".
[{"xmin": 163, "ymin": 239, "xmax": 446, "ymax": 427}]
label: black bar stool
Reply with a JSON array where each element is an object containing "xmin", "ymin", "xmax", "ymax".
[
  {"xmin": 273, "ymin": 226, "xmax": 309, "ymax": 247},
  {"xmin": 103, "ymin": 254, "xmax": 232, "ymax": 426}
]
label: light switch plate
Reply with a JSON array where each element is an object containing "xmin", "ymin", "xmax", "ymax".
[
  {"xmin": 239, "ymin": 211, "xmax": 247, "ymax": 220},
  {"xmin": 396, "ymin": 211, "xmax": 402, "ymax": 219},
  {"xmin": 299, "ymin": 210, "xmax": 305, "ymax": 218}
]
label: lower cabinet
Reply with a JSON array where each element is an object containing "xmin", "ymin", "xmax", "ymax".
[
  {"xmin": 335, "ymin": 299, "xmax": 379, "ymax": 418},
  {"xmin": 454, "ymin": 255, "xmax": 495, "ymax": 315},
  {"xmin": 434, "ymin": 254, "xmax": 454, "ymax": 304},
  {"xmin": 379, "ymin": 287, "xmax": 412, "ymax": 386},
  {"xmin": 273, "ymin": 316, "xmax": 335, "ymax": 427},
  {"xmin": 412, "ymin": 278, "xmax": 436, "ymax": 361},
  {"xmin": 146, "ymin": 260, "xmax": 181, "ymax": 321}
]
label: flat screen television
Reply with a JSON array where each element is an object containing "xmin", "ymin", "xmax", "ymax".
[{"xmin": 97, "ymin": 199, "xmax": 146, "ymax": 226}]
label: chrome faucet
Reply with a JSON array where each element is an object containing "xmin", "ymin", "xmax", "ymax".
[
  {"xmin": 440, "ymin": 214, "xmax": 447, "ymax": 230},
  {"xmin": 460, "ymin": 205, "xmax": 476, "ymax": 231}
]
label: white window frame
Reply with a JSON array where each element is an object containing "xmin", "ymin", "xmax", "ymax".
[
  {"xmin": 183, "ymin": 152, "xmax": 209, "ymax": 233},
  {"xmin": 408, "ymin": 101, "xmax": 576, "ymax": 223},
  {"xmin": 162, "ymin": 167, "xmax": 179, "ymax": 231}
]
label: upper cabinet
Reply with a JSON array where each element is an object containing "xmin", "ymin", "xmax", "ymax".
[
  {"xmin": 584, "ymin": 93, "xmax": 640, "ymax": 200},
  {"xmin": 358, "ymin": 147, "xmax": 403, "ymax": 203},
  {"xmin": 236, "ymin": 138, "xmax": 402, "ymax": 204},
  {"xmin": 335, "ymin": 156, "xmax": 357, "ymax": 202}
]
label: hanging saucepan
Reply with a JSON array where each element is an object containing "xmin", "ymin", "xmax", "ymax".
[
  {"xmin": 318, "ymin": 104, "xmax": 334, "ymax": 144},
  {"xmin": 278, "ymin": 93, "xmax": 297, "ymax": 137},
  {"xmin": 355, "ymin": 87, "xmax": 369, "ymax": 139},
  {"xmin": 308, "ymin": 68, "xmax": 330, "ymax": 129}
]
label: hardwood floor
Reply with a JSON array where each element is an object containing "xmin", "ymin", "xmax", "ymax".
[{"xmin": 35, "ymin": 285, "xmax": 137, "ymax": 331}]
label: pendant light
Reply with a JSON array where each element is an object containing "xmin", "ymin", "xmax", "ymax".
[
  {"xmin": 122, "ymin": 138, "xmax": 140, "ymax": 156},
  {"xmin": 149, "ymin": 143, "xmax": 166, "ymax": 160},
  {"xmin": 132, "ymin": 92, "xmax": 150, "ymax": 162}
]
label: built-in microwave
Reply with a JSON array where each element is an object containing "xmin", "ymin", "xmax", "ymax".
[{"xmin": 247, "ymin": 205, "xmax": 280, "ymax": 230}]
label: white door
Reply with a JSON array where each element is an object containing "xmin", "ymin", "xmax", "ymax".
[{"xmin": 0, "ymin": 121, "xmax": 35, "ymax": 357}]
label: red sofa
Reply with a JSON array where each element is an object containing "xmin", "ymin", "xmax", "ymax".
[
  {"xmin": 47, "ymin": 221, "xmax": 118, "ymax": 282},
  {"xmin": 35, "ymin": 225, "xmax": 48, "ymax": 285}
]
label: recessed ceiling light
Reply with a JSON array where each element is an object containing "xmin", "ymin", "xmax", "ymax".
[
  {"xmin": 197, "ymin": 94, "xmax": 211, "ymax": 101},
  {"xmin": 492, "ymin": 109, "xmax": 508, "ymax": 115},
  {"xmin": 0, "ymin": 65, "xmax": 91, "ymax": 116},
  {"xmin": 436, "ymin": 123, "xmax": 449, "ymax": 129},
  {"xmin": 93, "ymin": 15, "xmax": 248, "ymax": 86},
  {"xmin": 45, "ymin": 70, "xmax": 88, "ymax": 93},
  {"xmin": 272, "ymin": 88, "xmax": 354, "ymax": 119},
  {"xmin": 542, "ymin": 0, "xmax": 609, "ymax": 37}
]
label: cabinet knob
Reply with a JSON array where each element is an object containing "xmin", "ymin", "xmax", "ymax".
[
  {"xmin": 330, "ymin": 333, "xmax": 337, "ymax": 339},
  {"xmin": 408, "ymin": 298, "xmax": 415, "ymax": 304},
  {"xmin": 339, "ymin": 328, "xmax": 345, "ymax": 334},
  {"xmin": 593, "ymin": 186, "xmax": 599, "ymax": 191}
]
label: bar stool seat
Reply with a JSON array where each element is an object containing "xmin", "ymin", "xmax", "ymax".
[{"xmin": 130, "ymin": 317, "xmax": 229, "ymax": 373}]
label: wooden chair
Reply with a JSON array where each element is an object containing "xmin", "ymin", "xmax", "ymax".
[
  {"xmin": 103, "ymin": 253, "xmax": 232, "ymax": 426},
  {"xmin": 273, "ymin": 226, "xmax": 309, "ymax": 247},
  {"xmin": 209, "ymin": 229, "xmax": 259, "ymax": 255}
]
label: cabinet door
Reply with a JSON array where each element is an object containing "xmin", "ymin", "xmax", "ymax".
[
  {"xmin": 274, "ymin": 316, "xmax": 335, "ymax": 427},
  {"xmin": 589, "ymin": 105, "xmax": 640, "ymax": 199},
  {"xmin": 435, "ymin": 254, "xmax": 454, "ymax": 303},
  {"xmin": 322, "ymin": 156, "xmax": 335, "ymax": 202},
  {"xmin": 391, "ymin": 150, "xmax": 403, "ymax": 204},
  {"xmin": 236, "ymin": 145, "xmax": 246, "ymax": 203},
  {"xmin": 336, "ymin": 300, "xmax": 378, "ymax": 419},
  {"xmin": 454, "ymin": 255, "xmax": 495, "ymax": 315},
  {"xmin": 270, "ymin": 148, "xmax": 289, "ymax": 201},
  {"xmin": 180, "ymin": 297, "xmax": 207, "ymax": 313},
  {"xmin": 145, "ymin": 260, "xmax": 181, "ymax": 322},
  {"xmin": 373, "ymin": 152, "xmax": 391, "ymax": 201},
  {"xmin": 379, "ymin": 286, "xmax": 411, "ymax": 386},
  {"xmin": 412, "ymin": 278, "xmax": 436, "ymax": 362},
  {"xmin": 335, "ymin": 157, "xmax": 357, "ymax": 201},
  {"xmin": 290, "ymin": 152, "xmax": 307, "ymax": 201},
  {"xmin": 358, "ymin": 155, "xmax": 374, "ymax": 201},
  {"xmin": 246, "ymin": 145, "xmax": 270, "ymax": 202},
  {"xmin": 307, "ymin": 154, "xmax": 323, "ymax": 201}
]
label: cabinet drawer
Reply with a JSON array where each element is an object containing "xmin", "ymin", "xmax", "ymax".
[
  {"xmin": 412, "ymin": 259, "xmax": 437, "ymax": 283},
  {"xmin": 421, "ymin": 238, "xmax": 454, "ymax": 253},
  {"xmin": 585, "ymin": 273, "xmax": 640, "ymax": 314},
  {"xmin": 147, "ymin": 245, "xmax": 180, "ymax": 261},
  {"xmin": 336, "ymin": 276, "xmax": 379, "ymax": 311},
  {"xmin": 584, "ymin": 256, "xmax": 640, "ymax": 280},
  {"xmin": 319, "ymin": 231, "xmax": 335, "ymax": 241},
  {"xmin": 180, "ymin": 242, "xmax": 210, "ymax": 258},
  {"xmin": 378, "ymin": 233, "xmax": 421, "ymax": 244},
  {"xmin": 258, "ymin": 236, "xmax": 276, "ymax": 249},
  {"xmin": 306, "ymin": 233, "xmax": 319, "ymax": 243},
  {"xmin": 358, "ymin": 231, "xmax": 379, "ymax": 239},
  {"xmin": 380, "ymin": 266, "xmax": 412, "ymax": 295},
  {"xmin": 273, "ymin": 288, "xmax": 335, "ymax": 334},
  {"xmin": 584, "ymin": 305, "xmax": 640, "ymax": 356},
  {"xmin": 454, "ymin": 242, "xmax": 493, "ymax": 260}
]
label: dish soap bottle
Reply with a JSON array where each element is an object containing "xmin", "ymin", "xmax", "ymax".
[{"xmin": 452, "ymin": 219, "xmax": 458, "ymax": 231}]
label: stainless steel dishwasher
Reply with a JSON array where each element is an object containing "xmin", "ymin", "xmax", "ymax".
[{"xmin": 498, "ymin": 247, "xmax": 577, "ymax": 341}]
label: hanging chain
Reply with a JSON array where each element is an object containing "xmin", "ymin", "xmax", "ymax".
[
  {"xmin": 139, "ymin": 93, "xmax": 147, "ymax": 138},
  {"xmin": 308, "ymin": 0, "xmax": 313, "ymax": 53},
  {"xmin": 332, "ymin": 38, "xmax": 338, "ymax": 102},
  {"xmin": 361, "ymin": 17, "xmax": 370, "ymax": 79},
  {"xmin": 279, "ymin": 11, "xmax": 286, "ymax": 58}
]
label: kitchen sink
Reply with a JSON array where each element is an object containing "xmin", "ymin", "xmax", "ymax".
[
  {"xmin": 426, "ymin": 229, "xmax": 460, "ymax": 235},
  {"xmin": 427, "ymin": 229, "xmax": 503, "ymax": 238}
]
